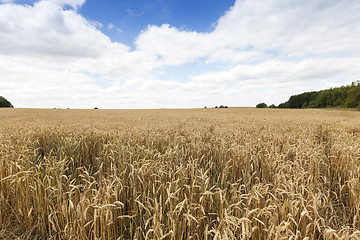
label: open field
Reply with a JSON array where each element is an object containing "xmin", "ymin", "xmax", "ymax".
[{"xmin": 1, "ymin": 108, "xmax": 360, "ymax": 239}]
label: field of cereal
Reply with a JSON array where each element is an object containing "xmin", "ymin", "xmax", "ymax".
[{"xmin": 1, "ymin": 108, "xmax": 360, "ymax": 239}]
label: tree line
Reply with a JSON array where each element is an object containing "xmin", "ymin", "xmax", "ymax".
[{"xmin": 257, "ymin": 81, "xmax": 360, "ymax": 109}]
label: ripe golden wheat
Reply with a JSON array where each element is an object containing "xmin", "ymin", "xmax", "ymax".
[{"xmin": 0, "ymin": 108, "xmax": 359, "ymax": 239}]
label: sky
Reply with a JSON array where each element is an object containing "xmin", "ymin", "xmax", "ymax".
[{"xmin": 1, "ymin": 0, "xmax": 360, "ymax": 109}]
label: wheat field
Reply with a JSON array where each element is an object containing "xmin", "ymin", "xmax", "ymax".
[{"xmin": 0, "ymin": 108, "xmax": 360, "ymax": 239}]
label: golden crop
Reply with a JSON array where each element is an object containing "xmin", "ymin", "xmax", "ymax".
[{"xmin": 1, "ymin": 108, "xmax": 360, "ymax": 239}]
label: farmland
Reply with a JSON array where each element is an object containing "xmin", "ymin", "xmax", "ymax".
[{"xmin": 1, "ymin": 108, "xmax": 360, "ymax": 239}]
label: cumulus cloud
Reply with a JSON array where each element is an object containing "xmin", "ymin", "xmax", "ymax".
[
  {"xmin": 0, "ymin": 0, "xmax": 159, "ymax": 78},
  {"xmin": 133, "ymin": 0, "xmax": 360, "ymax": 106},
  {"xmin": 136, "ymin": 24, "xmax": 211, "ymax": 65},
  {"xmin": 0, "ymin": 1, "xmax": 128, "ymax": 60},
  {"xmin": 137, "ymin": 0, "xmax": 360, "ymax": 64},
  {"xmin": 1, "ymin": 0, "xmax": 360, "ymax": 108},
  {"xmin": 213, "ymin": 0, "xmax": 360, "ymax": 58}
]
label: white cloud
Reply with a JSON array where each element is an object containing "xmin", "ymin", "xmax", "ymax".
[
  {"xmin": 192, "ymin": 58, "xmax": 360, "ymax": 87},
  {"xmin": 126, "ymin": 8, "xmax": 144, "ymax": 17},
  {"xmin": 0, "ymin": 1, "xmax": 126, "ymax": 59},
  {"xmin": 0, "ymin": 0, "xmax": 153, "ymax": 76},
  {"xmin": 1, "ymin": 0, "xmax": 360, "ymax": 108},
  {"xmin": 137, "ymin": 0, "xmax": 360, "ymax": 64},
  {"xmin": 133, "ymin": 0, "xmax": 360, "ymax": 106},
  {"xmin": 47, "ymin": 0, "xmax": 86, "ymax": 9},
  {"xmin": 108, "ymin": 23, "xmax": 123, "ymax": 33},
  {"xmin": 136, "ymin": 24, "xmax": 211, "ymax": 65},
  {"xmin": 108, "ymin": 23, "xmax": 115, "ymax": 30}
]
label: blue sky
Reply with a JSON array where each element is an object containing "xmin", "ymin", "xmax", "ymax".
[
  {"xmin": 79, "ymin": 0, "xmax": 235, "ymax": 47},
  {"xmin": 1, "ymin": 0, "xmax": 360, "ymax": 109}
]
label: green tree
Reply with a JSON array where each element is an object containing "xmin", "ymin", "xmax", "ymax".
[
  {"xmin": 0, "ymin": 96, "xmax": 13, "ymax": 108},
  {"xmin": 277, "ymin": 103, "xmax": 286, "ymax": 108},
  {"xmin": 345, "ymin": 85, "xmax": 360, "ymax": 108},
  {"xmin": 256, "ymin": 103, "xmax": 268, "ymax": 108},
  {"xmin": 269, "ymin": 104, "xmax": 277, "ymax": 108}
]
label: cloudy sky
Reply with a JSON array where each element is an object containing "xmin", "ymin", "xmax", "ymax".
[{"xmin": 1, "ymin": 0, "xmax": 360, "ymax": 109}]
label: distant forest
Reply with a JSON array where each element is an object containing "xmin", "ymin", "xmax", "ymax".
[{"xmin": 257, "ymin": 81, "xmax": 360, "ymax": 109}]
